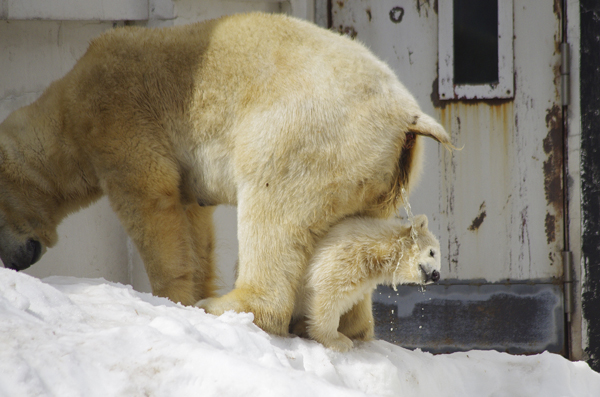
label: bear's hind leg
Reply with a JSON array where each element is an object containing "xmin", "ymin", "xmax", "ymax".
[{"xmin": 197, "ymin": 199, "xmax": 318, "ymax": 335}]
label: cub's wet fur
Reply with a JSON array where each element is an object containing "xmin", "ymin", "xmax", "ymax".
[{"xmin": 292, "ymin": 214, "xmax": 440, "ymax": 352}]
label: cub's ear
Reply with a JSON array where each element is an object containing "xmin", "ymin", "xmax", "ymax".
[
  {"xmin": 408, "ymin": 113, "xmax": 456, "ymax": 150},
  {"xmin": 413, "ymin": 214, "xmax": 428, "ymax": 230}
]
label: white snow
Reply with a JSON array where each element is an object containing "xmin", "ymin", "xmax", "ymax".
[{"xmin": 1, "ymin": 268, "xmax": 599, "ymax": 397}]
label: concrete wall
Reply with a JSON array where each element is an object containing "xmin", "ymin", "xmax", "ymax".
[{"xmin": 1, "ymin": 0, "xmax": 322, "ymax": 295}]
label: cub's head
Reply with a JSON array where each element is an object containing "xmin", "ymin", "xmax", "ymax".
[
  {"xmin": 391, "ymin": 214, "xmax": 441, "ymax": 286},
  {"xmin": 410, "ymin": 215, "xmax": 441, "ymax": 284}
]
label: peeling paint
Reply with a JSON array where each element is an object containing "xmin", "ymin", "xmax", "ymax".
[
  {"xmin": 415, "ymin": 0, "xmax": 432, "ymax": 18},
  {"xmin": 545, "ymin": 212, "xmax": 556, "ymax": 244},
  {"xmin": 468, "ymin": 202, "xmax": 487, "ymax": 231},
  {"xmin": 389, "ymin": 7, "xmax": 404, "ymax": 24},
  {"xmin": 430, "ymin": 76, "xmax": 447, "ymax": 110},
  {"xmin": 337, "ymin": 25, "xmax": 357, "ymax": 39},
  {"xmin": 519, "ymin": 207, "xmax": 531, "ymax": 271}
]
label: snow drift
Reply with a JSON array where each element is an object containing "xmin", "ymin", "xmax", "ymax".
[{"xmin": 1, "ymin": 268, "xmax": 598, "ymax": 397}]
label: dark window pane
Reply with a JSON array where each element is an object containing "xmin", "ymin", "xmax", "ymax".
[{"xmin": 453, "ymin": 0, "xmax": 499, "ymax": 85}]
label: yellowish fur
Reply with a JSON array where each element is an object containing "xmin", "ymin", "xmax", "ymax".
[
  {"xmin": 0, "ymin": 13, "xmax": 450, "ymax": 336},
  {"xmin": 292, "ymin": 214, "xmax": 441, "ymax": 352}
]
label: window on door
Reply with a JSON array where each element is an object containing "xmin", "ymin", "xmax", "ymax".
[{"xmin": 438, "ymin": 0, "xmax": 514, "ymax": 100}]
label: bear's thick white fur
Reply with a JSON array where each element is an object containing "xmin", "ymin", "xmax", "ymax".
[
  {"xmin": 292, "ymin": 214, "xmax": 441, "ymax": 352},
  {"xmin": 0, "ymin": 12, "xmax": 450, "ymax": 336}
]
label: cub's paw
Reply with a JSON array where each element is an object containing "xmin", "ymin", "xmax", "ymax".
[{"xmin": 320, "ymin": 332, "xmax": 354, "ymax": 353}]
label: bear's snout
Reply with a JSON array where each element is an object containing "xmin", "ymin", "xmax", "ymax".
[
  {"xmin": 419, "ymin": 265, "xmax": 440, "ymax": 284},
  {"xmin": 1, "ymin": 239, "xmax": 42, "ymax": 271}
]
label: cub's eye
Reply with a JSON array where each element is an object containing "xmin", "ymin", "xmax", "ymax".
[{"xmin": 430, "ymin": 249, "xmax": 435, "ymax": 257}]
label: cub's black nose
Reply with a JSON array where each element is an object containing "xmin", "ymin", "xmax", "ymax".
[{"xmin": 430, "ymin": 269, "xmax": 440, "ymax": 283}]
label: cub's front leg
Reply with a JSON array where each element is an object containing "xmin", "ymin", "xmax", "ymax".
[
  {"xmin": 338, "ymin": 293, "xmax": 375, "ymax": 341},
  {"xmin": 306, "ymin": 292, "xmax": 355, "ymax": 352}
]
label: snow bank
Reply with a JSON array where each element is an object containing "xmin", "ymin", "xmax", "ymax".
[{"xmin": 1, "ymin": 268, "xmax": 598, "ymax": 397}]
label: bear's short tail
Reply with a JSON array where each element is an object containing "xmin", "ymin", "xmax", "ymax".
[{"xmin": 407, "ymin": 113, "xmax": 460, "ymax": 151}]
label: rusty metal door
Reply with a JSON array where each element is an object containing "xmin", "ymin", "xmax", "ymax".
[{"xmin": 332, "ymin": 0, "xmax": 566, "ymax": 354}]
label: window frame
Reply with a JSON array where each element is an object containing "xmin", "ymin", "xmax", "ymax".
[{"xmin": 438, "ymin": 0, "xmax": 514, "ymax": 100}]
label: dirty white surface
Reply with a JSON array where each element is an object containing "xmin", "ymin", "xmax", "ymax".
[
  {"xmin": 1, "ymin": 268, "xmax": 598, "ymax": 397},
  {"xmin": 332, "ymin": 0, "xmax": 566, "ymax": 282}
]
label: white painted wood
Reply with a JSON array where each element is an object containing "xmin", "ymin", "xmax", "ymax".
[
  {"xmin": 149, "ymin": 0, "xmax": 175, "ymax": 20},
  {"xmin": 290, "ymin": 0, "xmax": 315, "ymax": 21},
  {"xmin": 438, "ymin": 0, "xmax": 514, "ymax": 100},
  {"xmin": 0, "ymin": 20, "xmax": 130, "ymax": 282},
  {"xmin": 0, "ymin": 0, "xmax": 176, "ymax": 21},
  {"xmin": 1, "ymin": 0, "xmax": 149, "ymax": 20},
  {"xmin": 224, "ymin": 0, "xmax": 316, "ymax": 21}
]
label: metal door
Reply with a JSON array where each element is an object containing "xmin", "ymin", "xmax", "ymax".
[{"xmin": 332, "ymin": 0, "xmax": 566, "ymax": 354}]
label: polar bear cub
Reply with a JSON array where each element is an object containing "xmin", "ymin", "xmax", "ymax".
[{"xmin": 293, "ymin": 214, "xmax": 441, "ymax": 352}]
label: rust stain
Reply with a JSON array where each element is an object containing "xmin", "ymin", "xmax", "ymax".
[
  {"xmin": 553, "ymin": 0, "xmax": 562, "ymax": 17},
  {"xmin": 431, "ymin": 76, "xmax": 514, "ymax": 107},
  {"xmin": 336, "ymin": 1, "xmax": 345, "ymax": 9},
  {"xmin": 430, "ymin": 76, "xmax": 447, "ymax": 110},
  {"xmin": 545, "ymin": 213, "xmax": 556, "ymax": 244},
  {"xmin": 543, "ymin": 104, "xmax": 563, "ymax": 212},
  {"xmin": 543, "ymin": 104, "xmax": 563, "ymax": 247},
  {"xmin": 468, "ymin": 202, "xmax": 487, "ymax": 232},
  {"xmin": 415, "ymin": 0, "xmax": 431, "ymax": 17},
  {"xmin": 519, "ymin": 207, "xmax": 531, "ymax": 268},
  {"xmin": 337, "ymin": 25, "xmax": 357, "ymax": 39}
]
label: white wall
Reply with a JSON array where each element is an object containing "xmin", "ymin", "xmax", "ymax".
[
  {"xmin": 1, "ymin": 0, "xmax": 321, "ymax": 295},
  {"xmin": 0, "ymin": 19, "xmax": 131, "ymax": 283}
]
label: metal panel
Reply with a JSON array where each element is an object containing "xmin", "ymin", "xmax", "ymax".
[
  {"xmin": 374, "ymin": 283, "xmax": 564, "ymax": 354},
  {"xmin": 332, "ymin": 0, "xmax": 565, "ymax": 353},
  {"xmin": 438, "ymin": 2, "xmax": 564, "ymax": 282}
]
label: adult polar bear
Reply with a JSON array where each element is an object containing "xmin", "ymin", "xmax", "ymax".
[{"xmin": 0, "ymin": 13, "xmax": 450, "ymax": 336}]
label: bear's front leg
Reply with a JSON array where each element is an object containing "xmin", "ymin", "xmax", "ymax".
[{"xmin": 102, "ymin": 154, "xmax": 215, "ymax": 306}]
